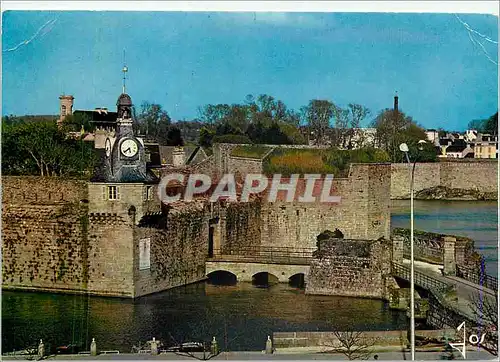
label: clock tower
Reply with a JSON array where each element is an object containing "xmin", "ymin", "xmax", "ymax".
[
  {"xmin": 102, "ymin": 92, "xmax": 150, "ymax": 182},
  {"xmin": 89, "ymin": 65, "xmax": 159, "ymax": 225}
]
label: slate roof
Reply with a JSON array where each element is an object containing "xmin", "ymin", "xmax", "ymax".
[
  {"xmin": 159, "ymin": 146, "xmax": 198, "ymax": 166},
  {"xmin": 446, "ymin": 139, "xmax": 467, "ymax": 153},
  {"xmin": 90, "ymin": 148, "xmax": 159, "ymax": 184},
  {"xmin": 145, "ymin": 143, "xmax": 162, "ymax": 169},
  {"xmin": 113, "ymin": 167, "xmax": 159, "ymax": 183},
  {"xmin": 74, "ymin": 109, "xmax": 117, "ymax": 126},
  {"xmin": 117, "ymin": 93, "xmax": 132, "ymax": 106}
]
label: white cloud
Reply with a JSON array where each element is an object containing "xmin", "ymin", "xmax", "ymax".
[{"xmin": 213, "ymin": 12, "xmax": 328, "ymax": 29}]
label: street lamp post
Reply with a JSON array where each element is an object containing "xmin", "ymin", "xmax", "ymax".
[{"xmin": 399, "ymin": 140, "xmax": 426, "ymax": 361}]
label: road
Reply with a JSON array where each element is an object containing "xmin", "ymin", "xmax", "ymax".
[{"xmin": 400, "ymin": 259, "xmax": 497, "ymax": 321}]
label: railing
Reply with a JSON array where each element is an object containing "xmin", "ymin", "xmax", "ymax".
[
  {"xmin": 402, "ymin": 236, "xmax": 444, "ymax": 264},
  {"xmin": 210, "ymin": 246, "xmax": 316, "ymax": 265},
  {"xmin": 391, "ymin": 262, "xmax": 476, "ymax": 328},
  {"xmin": 456, "ymin": 264, "xmax": 498, "ymax": 293},
  {"xmin": 391, "ymin": 262, "xmax": 449, "ymax": 293}
]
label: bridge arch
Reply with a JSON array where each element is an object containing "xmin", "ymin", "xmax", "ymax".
[
  {"xmin": 252, "ymin": 272, "xmax": 279, "ymax": 286},
  {"xmin": 207, "ymin": 270, "xmax": 237, "ymax": 285},
  {"xmin": 288, "ymin": 273, "xmax": 306, "ymax": 288},
  {"xmin": 205, "ymin": 261, "xmax": 310, "ymax": 284}
]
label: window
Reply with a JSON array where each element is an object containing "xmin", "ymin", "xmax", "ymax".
[
  {"xmin": 102, "ymin": 185, "xmax": 120, "ymax": 200},
  {"xmin": 139, "ymin": 238, "xmax": 151, "ymax": 270},
  {"xmin": 61, "ymin": 105, "xmax": 66, "ymax": 116},
  {"xmin": 145, "ymin": 185, "xmax": 154, "ymax": 201}
]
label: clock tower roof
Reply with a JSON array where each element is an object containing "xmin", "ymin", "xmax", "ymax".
[{"xmin": 117, "ymin": 93, "xmax": 132, "ymax": 107}]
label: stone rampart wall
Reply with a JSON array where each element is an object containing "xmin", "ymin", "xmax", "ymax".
[
  {"xmin": 212, "ymin": 143, "xmax": 330, "ymax": 176},
  {"xmin": 260, "ymin": 164, "xmax": 391, "ymax": 249},
  {"xmin": 227, "ymin": 156, "xmax": 263, "ymax": 177},
  {"xmin": 305, "ymin": 238, "xmax": 392, "ymax": 299},
  {"xmin": 391, "ymin": 228, "xmax": 480, "ymax": 268},
  {"xmin": 87, "ymin": 213, "xmax": 135, "ymax": 297},
  {"xmin": 134, "ymin": 202, "xmax": 209, "ymax": 297},
  {"xmin": 2, "ymin": 176, "xmax": 88, "ymax": 203},
  {"xmin": 439, "ymin": 161, "xmax": 497, "ymax": 191},
  {"xmin": 391, "ymin": 161, "xmax": 497, "ymax": 199},
  {"xmin": 221, "ymin": 200, "xmax": 262, "ymax": 252},
  {"xmin": 2, "ymin": 177, "xmax": 89, "ymax": 293}
]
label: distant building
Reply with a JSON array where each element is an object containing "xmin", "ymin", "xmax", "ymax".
[
  {"xmin": 443, "ymin": 139, "xmax": 467, "ymax": 158},
  {"xmin": 473, "ymin": 133, "xmax": 498, "ymax": 159},
  {"xmin": 425, "ymin": 129, "xmax": 439, "ymax": 146},
  {"xmin": 465, "ymin": 129, "xmax": 478, "ymax": 143},
  {"xmin": 57, "ymin": 90, "xmax": 209, "ymax": 170},
  {"xmin": 350, "ymin": 128, "xmax": 376, "ymax": 149},
  {"xmin": 438, "ymin": 138, "xmax": 475, "ymax": 158},
  {"xmin": 158, "ymin": 146, "xmax": 208, "ymax": 168},
  {"xmin": 58, "ymin": 95, "xmax": 74, "ymax": 127}
]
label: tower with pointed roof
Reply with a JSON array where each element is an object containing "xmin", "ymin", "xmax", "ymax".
[{"xmin": 88, "ymin": 65, "xmax": 159, "ymax": 222}]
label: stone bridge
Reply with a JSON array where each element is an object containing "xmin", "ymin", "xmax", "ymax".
[
  {"xmin": 206, "ymin": 246, "xmax": 313, "ymax": 283},
  {"xmin": 206, "ymin": 260, "xmax": 310, "ymax": 283}
]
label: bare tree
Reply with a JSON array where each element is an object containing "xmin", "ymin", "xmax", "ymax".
[
  {"xmin": 332, "ymin": 105, "xmax": 350, "ymax": 148},
  {"xmin": 162, "ymin": 303, "xmax": 242, "ymax": 360},
  {"xmin": 331, "ymin": 104, "xmax": 371, "ymax": 149},
  {"xmin": 468, "ymin": 292, "xmax": 498, "ymax": 356},
  {"xmin": 301, "ymin": 100, "xmax": 335, "ymax": 145},
  {"xmin": 321, "ymin": 331, "xmax": 376, "ymax": 360},
  {"xmin": 347, "ymin": 104, "xmax": 371, "ymax": 148}
]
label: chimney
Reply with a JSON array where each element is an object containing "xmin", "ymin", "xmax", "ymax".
[
  {"xmin": 172, "ymin": 147, "xmax": 185, "ymax": 167},
  {"xmin": 394, "ymin": 92, "xmax": 399, "ymax": 113}
]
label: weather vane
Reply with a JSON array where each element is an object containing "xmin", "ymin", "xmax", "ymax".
[{"xmin": 122, "ymin": 49, "xmax": 128, "ymax": 94}]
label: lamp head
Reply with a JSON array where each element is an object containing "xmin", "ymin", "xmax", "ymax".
[
  {"xmin": 399, "ymin": 143, "xmax": 409, "ymax": 152},
  {"xmin": 418, "ymin": 140, "xmax": 427, "ymax": 151}
]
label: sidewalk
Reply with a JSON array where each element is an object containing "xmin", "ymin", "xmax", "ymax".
[{"xmin": 2, "ymin": 349, "xmax": 495, "ymax": 361}]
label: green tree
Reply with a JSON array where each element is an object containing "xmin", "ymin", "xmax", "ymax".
[
  {"xmin": 199, "ymin": 126, "xmax": 215, "ymax": 148},
  {"xmin": 371, "ymin": 109, "xmax": 430, "ymax": 162},
  {"xmin": 197, "ymin": 104, "xmax": 231, "ymax": 125},
  {"xmin": 484, "ymin": 112, "xmax": 498, "ymax": 135},
  {"xmin": 163, "ymin": 126, "xmax": 184, "ymax": 146},
  {"xmin": 347, "ymin": 104, "xmax": 371, "ymax": 148},
  {"xmin": 467, "ymin": 119, "xmax": 486, "ymax": 132},
  {"xmin": 62, "ymin": 113, "xmax": 94, "ymax": 133},
  {"xmin": 2, "ymin": 119, "xmax": 96, "ymax": 176},
  {"xmin": 301, "ymin": 100, "xmax": 335, "ymax": 145},
  {"xmin": 2, "ymin": 122, "xmax": 38, "ymax": 175},
  {"xmin": 134, "ymin": 102, "xmax": 171, "ymax": 140}
]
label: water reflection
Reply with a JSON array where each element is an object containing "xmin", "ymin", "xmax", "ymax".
[{"xmin": 2, "ymin": 283, "xmax": 406, "ymax": 353}]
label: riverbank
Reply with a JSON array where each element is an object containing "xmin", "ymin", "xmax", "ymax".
[{"xmin": 392, "ymin": 186, "xmax": 498, "ymax": 201}]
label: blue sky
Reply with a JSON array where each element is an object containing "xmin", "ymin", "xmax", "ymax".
[{"xmin": 2, "ymin": 11, "xmax": 498, "ymax": 131}]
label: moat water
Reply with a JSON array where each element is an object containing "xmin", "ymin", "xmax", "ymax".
[{"xmin": 3, "ymin": 200, "xmax": 498, "ymax": 353}]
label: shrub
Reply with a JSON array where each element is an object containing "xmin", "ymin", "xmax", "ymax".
[
  {"xmin": 231, "ymin": 145, "xmax": 272, "ymax": 159},
  {"xmin": 264, "ymin": 149, "xmax": 338, "ymax": 176},
  {"xmin": 212, "ymin": 134, "xmax": 252, "ymax": 144}
]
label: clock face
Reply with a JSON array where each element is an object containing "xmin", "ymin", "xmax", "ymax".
[
  {"xmin": 120, "ymin": 138, "xmax": 139, "ymax": 158},
  {"xmin": 105, "ymin": 138, "xmax": 111, "ymax": 157}
]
